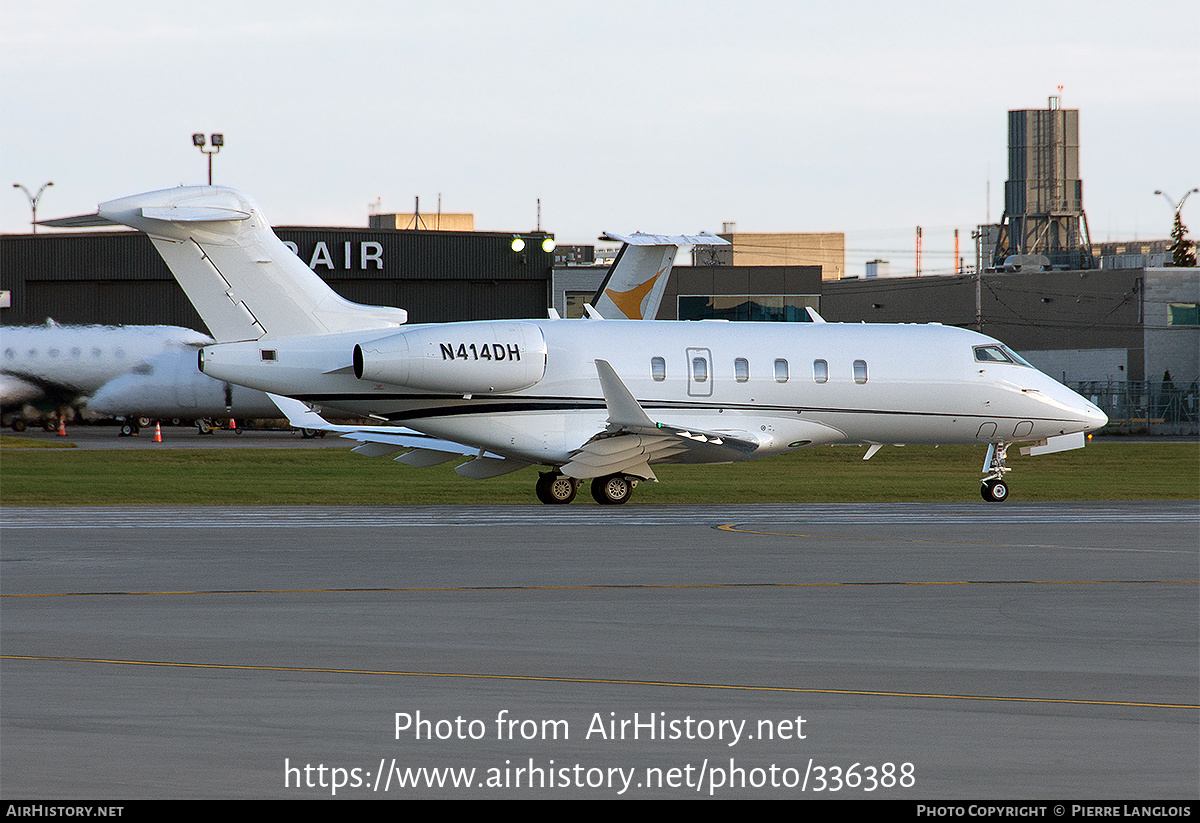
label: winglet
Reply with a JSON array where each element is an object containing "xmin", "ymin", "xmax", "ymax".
[{"xmin": 594, "ymin": 360, "xmax": 656, "ymax": 430}]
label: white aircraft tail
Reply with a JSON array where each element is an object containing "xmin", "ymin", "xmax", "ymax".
[
  {"xmin": 93, "ymin": 187, "xmax": 407, "ymax": 342},
  {"xmin": 591, "ymin": 232, "xmax": 728, "ymax": 320}
]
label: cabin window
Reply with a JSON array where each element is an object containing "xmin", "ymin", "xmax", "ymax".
[
  {"xmin": 774, "ymin": 358, "xmax": 789, "ymax": 382},
  {"xmin": 734, "ymin": 358, "xmax": 749, "ymax": 382},
  {"xmin": 813, "ymin": 359, "xmax": 828, "ymax": 383},
  {"xmin": 692, "ymin": 357, "xmax": 708, "ymax": 382},
  {"xmin": 651, "ymin": 356, "xmax": 666, "ymax": 381},
  {"xmin": 853, "ymin": 360, "xmax": 868, "ymax": 384},
  {"xmin": 261, "ymin": 349, "xmax": 278, "ymax": 361}
]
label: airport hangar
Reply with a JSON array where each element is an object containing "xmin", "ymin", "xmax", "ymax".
[{"xmin": 1, "ymin": 226, "xmax": 1196, "ymax": 395}]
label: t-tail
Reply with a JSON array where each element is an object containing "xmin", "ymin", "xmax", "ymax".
[
  {"xmin": 80, "ymin": 187, "xmax": 408, "ymax": 342},
  {"xmin": 590, "ymin": 232, "xmax": 728, "ymax": 320}
]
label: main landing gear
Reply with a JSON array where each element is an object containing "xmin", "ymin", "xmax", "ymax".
[
  {"xmin": 590, "ymin": 474, "xmax": 635, "ymax": 505},
  {"xmin": 981, "ymin": 442, "xmax": 1011, "ymax": 503},
  {"xmin": 534, "ymin": 471, "xmax": 639, "ymax": 505},
  {"xmin": 535, "ymin": 471, "xmax": 579, "ymax": 505}
]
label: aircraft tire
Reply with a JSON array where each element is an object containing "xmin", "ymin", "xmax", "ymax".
[
  {"xmin": 536, "ymin": 472, "xmax": 577, "ymax": 505},
  {"xmin": 10, "ymin": 419, "xmax": 26, "ymax": 432},
  {"xmin": 119, "ymin": 422, "xmax": 136, "ymax": 437},
  {"xmin": 591, "ymin": 474, "xmax": 633, "ymax": 505},
  {"xmin": 981, "ymin": 479, "xmax": 1009, "ymax": 502}
]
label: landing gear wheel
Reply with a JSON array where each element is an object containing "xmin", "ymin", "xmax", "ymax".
[
  {"xmin": 536, "ymin": 472, "xmax": 577, "ymax": 505},
  {"xmin": 11, "ymin": 419, "xmax": 26, "ymax": 432},
  {"xmin": 119, "ymin": 422, "xmax": 136, "ymax": 437},
  {"xmin": 981, "ymin": 478, "xmax": 1009, "ymax": 502},
  {"xmin": 591, "ymin": 474, "xmax": 633, "ymax": 505}
]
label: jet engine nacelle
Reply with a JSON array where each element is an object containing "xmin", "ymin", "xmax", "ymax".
[{"xmin": 354, "ymin": 321, "xmax": 547, "ymax": 394}]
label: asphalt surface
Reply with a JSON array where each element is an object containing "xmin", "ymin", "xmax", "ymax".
[{"xmin": 1, "ymin": 502, "xmax": 1196, "ymax": 799}]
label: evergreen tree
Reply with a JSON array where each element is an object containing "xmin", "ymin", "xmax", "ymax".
[{"xmin": 1168, "ymin": 213, "xmax": 1196, "ymax": 266}]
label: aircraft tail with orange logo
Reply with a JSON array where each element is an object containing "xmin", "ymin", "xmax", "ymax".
[{"xmin": 590, "ymin": 232, "xmax": 729, "ymax": 321}]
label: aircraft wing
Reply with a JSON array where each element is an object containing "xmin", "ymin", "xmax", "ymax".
[
  {"xmin": 559, "ymin": 360, "xmax": 763, "ymax": 481},
  {"xmin": 266, "ymin": 394, "xmax": 530, "ymax": 478}
]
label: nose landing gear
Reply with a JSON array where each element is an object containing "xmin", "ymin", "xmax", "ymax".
[{"xmin": 981, "ymin": 442, "xmax": 1011, "ymax": 502}]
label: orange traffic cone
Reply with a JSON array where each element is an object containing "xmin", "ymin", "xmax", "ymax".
[
  {"xmin": 154, "ymin": 422, "xmax": 163, "ymax": 443},
  {"xmin": 56, "ymin": 417, "xmax": 67, "ymax": 437},
  {"xmin": 228, "ymin": 417, "xmax": 237, "ymax": 430}
]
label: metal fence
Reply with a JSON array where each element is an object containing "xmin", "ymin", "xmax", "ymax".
[{"xmin": 1068, "ymin": 380, "xmax": 1199, "ymax": 435}]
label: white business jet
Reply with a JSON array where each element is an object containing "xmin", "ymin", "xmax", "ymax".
[
  {"xmin": 48, "ymin": 186, "xmax": 1107, "ymax": 504},
  {"xmin": 0, "ymin": 321, "xmax": 213, "ymax": 430}
]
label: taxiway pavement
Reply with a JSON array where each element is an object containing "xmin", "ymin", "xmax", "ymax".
[{"xmin": 1, "ymin": 503, "xmax": 1196, "ymax": 799}]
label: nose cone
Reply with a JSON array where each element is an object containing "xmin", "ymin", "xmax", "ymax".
[
  {"xmin": 89, "ymin": 372, "xmax": 152, "ymax": 415},
  {"xmin": 1057, "ymin": 384, "xmax": 1108, "ymax": 432},
  {"xmin": 1082, "ymin": 399, "xmax": 1108, "ymax": 431}
]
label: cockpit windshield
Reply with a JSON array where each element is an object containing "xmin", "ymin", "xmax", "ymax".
[{"xmin": 974, "ymin": 345, "xmax": 1032, "ymax": 366}]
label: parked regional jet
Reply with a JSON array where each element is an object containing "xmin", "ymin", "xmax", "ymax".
[
  {"xmin": 47, "ymin": 186, "xmax": 1107, "ymax": 503},
  {"xmin": 0, "ymin": 321, "xmax": 213, "ymax": 430}
]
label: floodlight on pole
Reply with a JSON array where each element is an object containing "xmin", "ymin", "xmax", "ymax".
[
  {"xmin": 193, "ymin": 133, "xmax": 224, "ymax": 184},
  {"xmin": 1154, "ymin": 188, "xmax": 1199, "ymax": 219},
  {"xmin": 12, "ymin": 181, "xmax": 54, "ymax": 234}
]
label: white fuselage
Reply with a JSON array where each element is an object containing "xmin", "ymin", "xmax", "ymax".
[
  {"xmin": 198, "ymin": 318, "xmax": 1107, "ymax": 466},
  {"xmin": 0, "ymin": 324, "xmax": 213, "ymax": 409}
]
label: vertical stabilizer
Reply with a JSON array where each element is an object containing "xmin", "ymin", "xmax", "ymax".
[
  {"xmin": 97, "ymin": 187, "xmax": 407, "ymax": 342},
  {"xmin": 592, "ymin": 232, "xmax": 729, "ymax": 320}
]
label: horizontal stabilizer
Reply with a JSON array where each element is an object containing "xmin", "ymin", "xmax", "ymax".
[
  {"xmin": 140, "ymin": 206, "xmax": 250, "ymax": 223},
  {"xmin": 38, "ymin": 213, "xmax": 118, "ymax": 228},
  {"xmin": 600, "ymin": 231, "xmax": 730, "ymax": 247}
]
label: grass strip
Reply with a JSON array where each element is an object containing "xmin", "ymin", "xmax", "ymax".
[{"xmin": 1, "ymin": 442, "xmax": 1196, "ymax": 506}]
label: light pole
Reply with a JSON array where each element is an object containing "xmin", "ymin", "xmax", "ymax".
[
  {"xmin": 1156, "ymin": 188, "xmax": 1199, "ymax": 268},
  {"xmin": 192, "ymin": 133, "xmax": 224, "ymax": 185},
  {"xmin": 1155, "ymin": 188, "xmax": 1199, "ymax": 219},
  {"xmin": 12, "ymin": 181, "xmax": 54, "ymax": 233}
]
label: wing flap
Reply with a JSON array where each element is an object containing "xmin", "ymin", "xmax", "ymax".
[
  {"xmin": 455, "ymin": 456, "xmax": 531, "ymax": 479},
  {"xmin": 396, "ymin": 448, "xmax": 462, "ymax": 467}
]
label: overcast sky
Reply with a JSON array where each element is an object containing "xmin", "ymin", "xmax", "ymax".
[{"xmin": 3, "ymin": 1, "xmax": 1197, "ymax": 277}]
